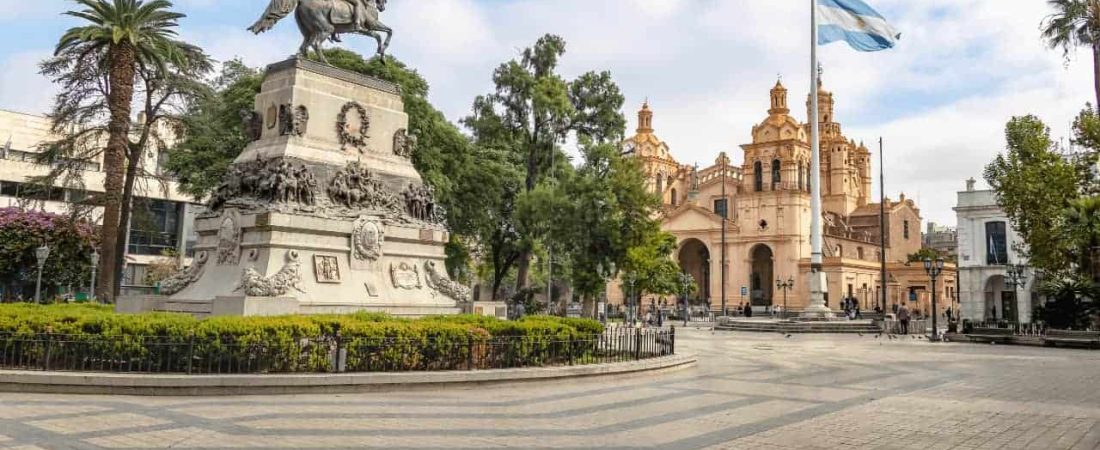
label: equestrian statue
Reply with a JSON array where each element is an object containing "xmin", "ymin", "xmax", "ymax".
[{"xmin": 248, "ymin": 0, "xmax": 392, "ymax": 64}]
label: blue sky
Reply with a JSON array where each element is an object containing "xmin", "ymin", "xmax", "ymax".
[{"xmin": 0, "ymin": 0, "xmax": 1094, "ymax": 227}]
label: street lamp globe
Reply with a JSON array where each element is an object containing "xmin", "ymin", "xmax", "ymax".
[
  {"xmin": 922, "ymin": 257, "xmax": 932, "ymax": 271},
  {"xmin": 91, "ymin": 249, "xmax": 99, "ymax": 268},
  {"xmin": 935, "ymin": 257, "xmax": 945, "ymax": 271},
  {"xmin": 35, "ymin": 245, "xmax": 50, "ymax": 266}
]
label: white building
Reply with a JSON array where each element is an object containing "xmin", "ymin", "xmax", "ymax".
[
  {"xmin": 954, "ymin": 178, "xmax": 1037, "ymax": 323},
  {"xmin": 0, "ymin": 108, "xmax": 202, "ymax": 296}
]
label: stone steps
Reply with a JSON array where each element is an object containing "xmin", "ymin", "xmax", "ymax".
[{"xmin": 715, "ymin": 320, "xmax": 881, "ymax": 334}]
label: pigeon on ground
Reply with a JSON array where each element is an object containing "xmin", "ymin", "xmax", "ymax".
[
  {"xmin": 785, "ymin": 334, "xmax": 793, "ymax": 339},
  {"xmin": 875, "ymin": 334, "xmax": 881, "ymax": 339},
  {"xmin": 857, "ymin": 332, "xmax": 863, "ymax": 337}
]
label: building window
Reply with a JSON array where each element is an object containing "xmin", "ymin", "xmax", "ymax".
[
  {"xmin": 857, "ymin": 247, "xmax": 864, "ymax": 260},
  {"xmin": 128, "ymin": 198, "xmax": 181, "ymax": 256},
  {"xmin": 798, "ymin": 164, "xmax": 805, "ymax": 190},
  {"xmin": 656, "ymin": 176, "xmax": 664, "ymax": 198},
  {"xmin": 671, "ymin": 189, "xmax": 678, "ymax": 206},
  {"xmin": 986, "ymin": 221, "xmax": 1008, "ymax": 265},
  {"xmin": 753, "ymin": 162, "xmax": 763, "ymax": 192},
  {"xmin": 771, "ymin": 159, "xmax": 781, "ymax": 187},
  {"xmin": 0, "ymin": 181, "xmax": 17, "ymax": 197},
  {"xmin": 713, "ymin": 198, "xmax": 728, "ymax": 219},
  {"xmin": 806, "ymin": 163, "xmax": 812, "ymax": 191},
  {"xmin": 837, "ymin": 245, "xmax": 843, "ymax": 257},
  {"xmin": 903, "ymin": 220, "xmax": 910, "ymax": 240}
]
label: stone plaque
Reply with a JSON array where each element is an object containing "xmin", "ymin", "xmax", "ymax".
[
  {"xmin": 389, "ymin": 262, "xmax": 421, "ymax": 290},
  {"xmin": 313, "ymin": 255, "xmax": 341, "ymax": 283}
]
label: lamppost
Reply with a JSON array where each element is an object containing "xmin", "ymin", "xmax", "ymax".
[
  {"xmin": 1004, "ymin": 262, "xmax": 1028, "ymax": 324},
  {"xmin": 678, "ymin": 272, "xmax": 694, "ymax": 324},
  {"xmin": 923, "ymin": 257, "xmax": 945, "ymax": 341},
  {"xmin": 624, "ymin": 273, "xmax": 638, "ymax": 327},
  {"xmin": 776, "ymin": 277, "xmax": 794, "ymax": 319},
  {"xmin": 34, "ymin": 244, "xmax": 50, "ymax": 304},
  {"xmin": 90, "ymin": 249, "xmax": 99, "ymax": 302}
]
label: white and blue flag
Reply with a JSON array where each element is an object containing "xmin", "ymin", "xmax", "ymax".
[{"xmin": 818, "ymin": 0, "xmax": 900, "ymax": 52}]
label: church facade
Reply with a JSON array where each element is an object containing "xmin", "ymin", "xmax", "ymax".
[{"xmin": 610, "ymin": 80, "xmax": 957, "ymax": 315}]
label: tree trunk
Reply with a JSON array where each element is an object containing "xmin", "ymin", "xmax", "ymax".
[
  {"xmin": 514, "ymin": 251, "xmax": 531, "ymax": 293},
  {"xmin": 113, "ymin": 144, "xmax": 143, "ymax": 297},
  {"xmin": 97, "ymin": 43, "xmax": 137, "ymax": 303},
  {"xmin": 1094, "ymin": 44, "xmax": 1100, "ymax": 113}
]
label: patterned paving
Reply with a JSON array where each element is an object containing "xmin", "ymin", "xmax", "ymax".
[{"xmin": 2, "ymin": 329, "xmax": 1100, "ymax": 449}]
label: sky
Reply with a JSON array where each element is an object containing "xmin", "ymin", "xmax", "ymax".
[{"xmin": 0, "ymin": 0, "xmax": 1094, "ymax": 227}]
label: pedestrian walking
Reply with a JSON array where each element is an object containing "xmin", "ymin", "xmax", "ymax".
[
  {"xmin": 897, "ymin": 303, "xmax": 911, "ymax": 335},
  {"xmin": 657, "ymin": 308, "xmax": 665, "ymax": 328}
]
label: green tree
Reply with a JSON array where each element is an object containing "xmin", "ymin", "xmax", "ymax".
[
  {"xmin": 47, "ymin": 0, "xmax": 202, "ymax": 301},
  {"xmin": 623, "ymin": 231, "xmax": 682, "ymax": 306},
  {"xmin": 463, "ymin": 34, "xmax": 626, "ymax": 293},
  {"xmin": 1042, "ymin": 0, "xmax": 1100, "ymax": 111},
  {"xmin": 985, "ymin": 115, "xmax": 1082, "ymax": 274},
  {"xmin": 165, "ymin": 60, "xmax": 262, "ymax": 199}
]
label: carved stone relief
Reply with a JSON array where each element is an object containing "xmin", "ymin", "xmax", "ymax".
[
  {"xmin": 216, "ymin": 216, "xmax": 241, "ymax": 266},
  {"xmin": 337, "ymin": 101, "xmax": 370, "ymax": 153},
  {"xmin": 240, "ymin": 110, "xmax": 263, "ymax": 142},
  {"xmin": 313, "ymin": 255, "xmax": 341, "ymax": 283},
  {"xmin": 279, "ymin": 104, "xmax": 309, "ymax": 137},
  {"xmin": 208, "ymin": 156, "xmax": 320, "ymax": 212},
  {"xmin": 389, "ymin": 262, "xmax": 422, "ymax": 290},
  {"xmin": 351, "ymin": 217, "xmax": 384, "ymax": 262},
  {"xmin": 159, "ymin": 251, "xmax": 209, "ymax": 296},
  {"xmin": 393, "ymin": 128, "xmax": 415, "ymax": 159},
  {"xmin": 235, "ymin": 250, "xmax": 305, "ymax": 297},
  {"xmin": 424, "ymin": 261, "xmax": 471, "ymax": 302},
  {"xmin": 327, "ymin": 161, "xmax": 402, "ymax": 212},
  {"xmin": 401, "ymin": 183, "xmax": 446, "ymax": 224}
]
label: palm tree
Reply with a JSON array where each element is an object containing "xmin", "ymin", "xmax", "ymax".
[
  {"xmin": 1042, "ymin": 0, "xmax": 1100, "ymax": 111},
  {"xmin": 55, "ymin": 0, "xmax": 197, "ymax": 301}
]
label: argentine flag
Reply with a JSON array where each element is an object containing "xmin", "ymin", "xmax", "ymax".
[{"xmin": 818, "ymin": 0, "xmax": 900, "ymax": 52}]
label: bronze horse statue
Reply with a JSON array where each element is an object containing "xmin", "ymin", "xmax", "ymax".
[{"xmin": 248, "ymin": 0, "xmax": 392, "ymax": 64}]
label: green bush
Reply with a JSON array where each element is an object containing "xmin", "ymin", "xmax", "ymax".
[{"xmin": 0, "ymin": 304, "xmax": 605, "ymax": 373}]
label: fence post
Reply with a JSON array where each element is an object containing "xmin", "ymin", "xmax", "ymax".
[
  {"xmin": 467, "ymin": 335, "xmax": 474, "ymax": 371},
  {"xmin": 43, "ymin": 335, "xmax": 52, "ymax": 371},
  {"xmin": 186, "ymin": 334, "xmax": 195, "ymax": 374},
  {"xmin": 634, "ymin": 327, "xmax": 642, "ymax": 361},
  {"xmin": 670, "ymin": 326, "xmax": 676, "ymax": 355}
]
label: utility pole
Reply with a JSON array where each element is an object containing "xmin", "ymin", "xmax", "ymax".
[{"xmin": 879, "ymin": 137, "xmax": 888, "ymax": 314}]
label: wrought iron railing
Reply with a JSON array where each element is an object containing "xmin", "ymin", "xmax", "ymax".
[{"xmin": 0, "ymin": 328, "xmax": 675, "ymax": 375}]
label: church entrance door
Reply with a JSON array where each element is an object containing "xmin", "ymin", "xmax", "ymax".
[
  {"xmin": 678, "ymin": 239, "xmax": 711, "ymax": 306},
  {"xmin": 750, "ymin": 244, "xmax": 774, "ymax": 307}
]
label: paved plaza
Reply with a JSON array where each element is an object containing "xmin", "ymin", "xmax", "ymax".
[{"xmin": 1, "ymin": 328, "xmax": 1099, "ymax": 449}]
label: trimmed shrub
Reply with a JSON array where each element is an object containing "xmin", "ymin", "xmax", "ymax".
[{"xmin": 0, "ymin": 304, "xmax": 605, "ymax": 373}]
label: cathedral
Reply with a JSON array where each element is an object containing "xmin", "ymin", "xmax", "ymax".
[{"xmin": 611, "ymin": 79, "xmax": 956, "ymax": 314}]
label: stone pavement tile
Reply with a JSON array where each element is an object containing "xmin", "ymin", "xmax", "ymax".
[
  {"xmin": 235, "ymin": 392, "xmax": 740, "ymax": 432},
  {"xmin": 1, "ymin": 446, "xmax": 48, "ymax": 450},
  {"xmin": 679, "ymin": 377, "xmax": 866, "ymax": 402},
  {"xmin": 0, "ymin": 405, "xmax": 111, "ymax": 420},
  {"xmin": 28, "ymin": 412, "xmax": 171, "ymax": 435},
  {"xmin": 0, "ymin": 435, "xmax": 9, "ymax": 443}
]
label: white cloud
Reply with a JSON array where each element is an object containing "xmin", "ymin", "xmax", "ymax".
[{"xmin": 1, "ymin": 0, "xmax": 1094, "ymax": 228}]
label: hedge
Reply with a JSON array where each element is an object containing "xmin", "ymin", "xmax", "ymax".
[{"xmin": 0, "ymin": 304, "xmax": 607, "ymax": 373}]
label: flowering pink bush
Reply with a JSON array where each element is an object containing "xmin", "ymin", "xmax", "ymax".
[{"xmin": 0, "ymin": 208, "xmax": 98, "ymax": 300}]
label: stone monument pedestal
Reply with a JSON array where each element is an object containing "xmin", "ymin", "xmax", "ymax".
[{"xmin": 119, "ymin": 57, "xmax": 469, "ymax": 318}]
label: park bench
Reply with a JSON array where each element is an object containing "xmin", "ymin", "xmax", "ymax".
[
  {"xmin": 965, "ymin": 327, "xmax": 1014, "ymax": 344},
  {"xmin": 1043, "ymin": 329, "xmax": 1100, "ymax": 349}
]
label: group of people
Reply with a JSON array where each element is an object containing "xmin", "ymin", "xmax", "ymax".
[{"xmin": 840, "ymin": 296, "xmax": 863, "ymax": 320}]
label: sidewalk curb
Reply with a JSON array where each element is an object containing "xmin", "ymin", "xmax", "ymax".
[{"xmin": 0, "ymin": 354, "xmax": 697, "ymax": 396}]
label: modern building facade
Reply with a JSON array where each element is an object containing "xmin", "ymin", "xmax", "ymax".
[
  {"xmin": 923, "ymin": 222, "xmax": 958, "ymax": 260},
  {"xmin": 955, "ymin": 178, "xmax": 1037, "ymax": 323},
  {"xmin": 0, "ymin": 108, "xmax": 202, "ymax": 296},
  {"xmin": 609, "ymin": 80, "xmax": 957, "ymax": 315}
]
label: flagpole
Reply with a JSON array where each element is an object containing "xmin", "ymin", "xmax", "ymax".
[
  {"xmin": 803, "ymin": 0, "xmax": 831, "ymax": 318},
  {"xmin": 879, "ymin": 137, "xmax": 888, "ymax": 314}
]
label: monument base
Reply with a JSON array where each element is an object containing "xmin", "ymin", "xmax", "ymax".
[
  {"xmin": 800, "ymin": 270, "xmax": 835, "ymax": 319},
  {"xmin": 212, "ymin": 296, "xmax": 300, "ymax": 317}
]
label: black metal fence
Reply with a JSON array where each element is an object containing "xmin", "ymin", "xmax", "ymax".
[{"xmin": 0, "ymin": 327, "xmax": 675, "ymax": 375}]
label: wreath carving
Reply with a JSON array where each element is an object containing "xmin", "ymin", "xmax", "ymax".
[{"xmin": 337, "ymin": 101, "xmax": 370, "ymax": 153}]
